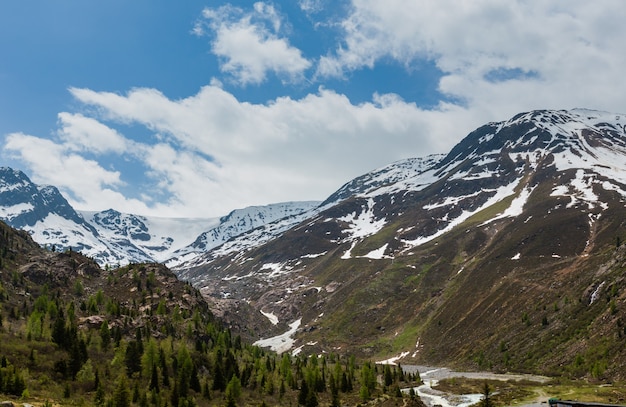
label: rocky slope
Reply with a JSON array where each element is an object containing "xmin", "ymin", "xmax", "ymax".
[{"xmin": 179, "ymin": 109, "xmax": 626, "ymax": 380}]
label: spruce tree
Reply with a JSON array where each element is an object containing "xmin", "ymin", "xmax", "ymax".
[
  {"xmin": 113, "ymin": 375, "xmax": 131, "ymax": 407},
  {"xmin": 481, "ymin": 382, "xmax": 493, "ymax": 407},
  {"xmin": 149, "ymin": 364, "xmax": 160, "ymax": 393}
]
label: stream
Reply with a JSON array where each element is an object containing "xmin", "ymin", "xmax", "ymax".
[{"xmin": 401, "ymin": 366, "xmax": 551, "ymax": 407}]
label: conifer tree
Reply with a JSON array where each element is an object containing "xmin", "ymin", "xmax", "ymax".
[
  {"xmin": 100, "ymin": 320, "xmax": 111, "ymax": 350},
  {"xmin": 149, "ymin": 364, "xmax": 159, "ymax": 393},
  {"xmin": 113, "ymin": 375, "xmax": 131, "ymax": 407},
  {"xmin": 94, "ymin": 383, "xmax": 105, "ymax": 406},
  {"xmin": 298, "ymin": 378, "xmax": 309, "ymax": 406},
  {"xmin": 481, "ymin": 382, "xmax": 493, "ymax": 407}
]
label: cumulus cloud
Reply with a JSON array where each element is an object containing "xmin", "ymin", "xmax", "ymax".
[
  {"xmin": 57, "ymin": 112, "xmax": 130, "ymax": 154},
  {"xmin": 195, "ymin": 2, "xmax": 312, "ymax": 85},
  {"xmin": 7, "ymin": 80, "xmax": 467, "ymax": 217},
  {"xmin": 3, "ymin": 132, "xmax": 133, "ymax": 207},
  {"xmin": 62, "ymin": 85, "xmax": 462, "ymax": 217},
  {"xmin": 3, "ymin": 120, "xmax": 157, "ymax": 214},
  {"xmin": 319, "ymin": 0, "xmax": 626, "ymax": 116}
]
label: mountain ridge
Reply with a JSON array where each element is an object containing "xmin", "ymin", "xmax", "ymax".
[
  {"xmin": 0, "ymin": 167, "xmax": 320, "ymax": 267},
  {"xmin": 3, "ymin": 108, "xmax": 626, "ymax": 380}
]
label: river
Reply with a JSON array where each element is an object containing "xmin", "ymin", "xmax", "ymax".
[{"xmin": 401, "ymin": 366, "xmax": 551, "ymax": 407}]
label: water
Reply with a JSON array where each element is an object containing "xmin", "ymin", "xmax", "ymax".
[{"xmin": 401, "ymin": 366, "xmax": 550, "ymax": 407}]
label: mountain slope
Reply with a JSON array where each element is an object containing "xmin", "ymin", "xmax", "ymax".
[
  {"xmin": 178, "ymin": 109, "xmax": 626, "ymax": 380},
  {"xmin": 0, "ymin": 219, "xmax": 423, "ymax": 406}
]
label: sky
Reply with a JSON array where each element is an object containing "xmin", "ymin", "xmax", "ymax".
[{"xmin": 1, "ymin": 1, "xmax": 626, "ymax": 218}]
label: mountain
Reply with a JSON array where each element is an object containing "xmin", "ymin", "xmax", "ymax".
[
  {"xmin": 4, "ymin": 108, "xmax": 626, "ymax": 381},
  {"xmin": 0, "ymin": 167, "xmax": 319, "ymax": 267},
  {"xmin": 165, "ymin": 201, "xmax": 320, "ymax": 268},
  {"xmin": 0, "ymin": 167, "xmax": 103, "ymax": 253},
  {"xmin": 177, "ymin": 109, "xmax": 626, "ymax": 380}
]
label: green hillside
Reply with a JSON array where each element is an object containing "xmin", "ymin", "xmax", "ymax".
[{"xmin": 0, "ymin": 221, "xmax": 423, "ymax": 406}]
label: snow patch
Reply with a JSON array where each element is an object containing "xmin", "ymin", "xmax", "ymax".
[
  {"xmin": 363, "ymin": 243, "xmax": 389, "ymax": 259},
  {"xmin": 376, "ymin": 352, "xmax": 410, "ymax": 365},
  {"xmin": 0, "ymin": 202, "xmax": 33, "ymax": 220},
  {"xmin": 260, "ymin": 262, "xmax": 295, "ymax": 279},
  {"xmin": 253, "ymin": 318, "xmax": 301, "ymax": 354},
  {"xmin": 301, "ymin": 252, "xmax": 327, "ymax": 259},
  {"xmin": 260, "ymin": 310, "xmax": 279, "ymax": 325},
  {"xmin": 341, "ymin": 241, "xmax": 357, "ymax": 259},
  {"xmin": 338, "ymin": 198, "xmax": 386, "ymax": 240},
  {"xmin": 483, "ymin": 185, "xmax": 535, "ymax": 225}
]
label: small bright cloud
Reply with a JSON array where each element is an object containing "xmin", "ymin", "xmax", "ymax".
[
  {"xmin": 57, "ymin": 112, "xmax": 129, "ymax": 154},
  {"xmin": 196, "ymin": 2, "xmax": 312, "ymax": 85}
]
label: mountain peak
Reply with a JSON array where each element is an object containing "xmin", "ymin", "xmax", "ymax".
[{"xmin": 438, "ymin": 108, "xmax": 626, "ymax": 171}]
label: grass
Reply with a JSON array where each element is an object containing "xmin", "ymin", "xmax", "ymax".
[{"xmin": 389, "ymin": 322, "xmax": 422, "ymax": 353}]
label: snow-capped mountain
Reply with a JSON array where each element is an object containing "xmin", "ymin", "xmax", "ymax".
[
  {"xmin": 321, "ymin": 154, "xmax": 446, "ymax": 206},
  {"xmin": 178, "ymin": 109, "xmax": 626, "ymax": 377},
  {"xmin": 165, "ymin": 201, "xmax": 321, "ymax": 268},
  {"xmin": 79, "ymin": 209, "xmax": 220, "ymax": 266},
  {"xmin": 173, "ymin": 155, "xmax": 447, "ymax": 274},
  {"xmin": 0, "ymin": 167, "xmax": 102, "ymax": 254},
  {"xmin": 0, "ymin": 167, "xmax": 320, "ymax": 266}
]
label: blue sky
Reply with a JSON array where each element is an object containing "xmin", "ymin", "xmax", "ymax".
[{"xmin": 2, "ymin": 1, "xmax": 626, "ymax": 218}]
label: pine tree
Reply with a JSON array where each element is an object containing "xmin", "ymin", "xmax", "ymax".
[
  {"xmin": 298, "ymin": 378, "xmax": 309, "ymax": 406},
  {"xmin": 94, "ymin": 383, "xmax": 106, "ymax": 406},
  {"xmin": 113, "ymin": 375, "xmax": 131, "ymax": 407},
  {"xmin": 132, "ymin": 380, "xmax": 140, "ymax": 403},
  {"xmin": 384, "ymin": 364, "xmax": 393, "ymax": 386},
  {"xmin": 190, "ymin": 363, "xmax": 201, "ymax": 392},
  {"xmin": 149, "ymin": 364, "xmax": 160, "ymax": 393},
  {"xmin": 100, "ymin": 320, "xmax": 111, "ymax": 350},
  {"xmin": 52, "ymin": 308, "xmax": 67, "ymax": 348},
  {"xmin": 481, "ymin": 382, "xmax": 493, "ymax": 407},
  {"xmin": 170, "ymin": 380, "xmax": 179, "ymax": 407},
  {"xmin": 159, "ymin": 346, "xmax": 170, "ymax": 387},
  {"xmin": 124, "ymin": 341, "xmax": 142, "ymax": 376},
  {"xmin": 212, "ymin": 363, "xmax": 226, "ymax": 391}
]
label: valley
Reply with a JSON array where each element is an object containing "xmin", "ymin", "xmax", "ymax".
[{"xmin": 2, "ymin": 108, "xmax": 626, "ymax": 405}]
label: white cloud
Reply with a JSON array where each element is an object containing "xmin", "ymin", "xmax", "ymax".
[
  {"xmin": 319, "ymin": 0, "xmax": 626, "ymax": 116},
  {"xmin": 299, "ymin": 0, "xmax": 326, "ymax": 14},
  {"xmin": 2, "ymin": 132, "xmax": 148, "ymax": 211},
  {"xmin": 197, "ymin": 2, "xmax": 311, "ymax": 85},
  {"xmin": 3, "ymin": 133, "xmax": 121, "ymax": 188},
  {"xmin": 45, "ymin": 84, "xmax": 467, "ymax": 217},
  {"xmin": 57, "ymin": 112, "xmax": 129, "ymax": 154}
]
